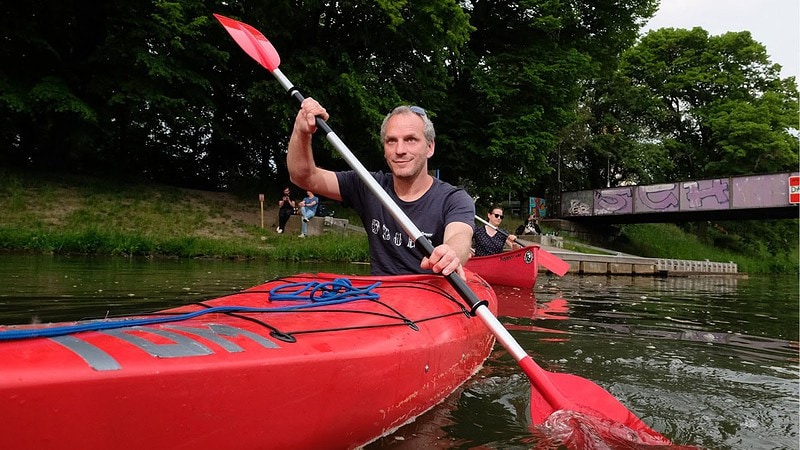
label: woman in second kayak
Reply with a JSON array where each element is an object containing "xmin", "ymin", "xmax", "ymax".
[{"xmin": 473, "ymin": 206, "xmax": 521, "ymax": 256}]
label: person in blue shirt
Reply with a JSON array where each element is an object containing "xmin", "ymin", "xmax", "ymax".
[
  {"xmin": 287, "ymin": 98, "xmax": 474, "ymax": 277},
  {"xmin": 298, "ymin": 190, "xmax": 319, "ymax": 237}
]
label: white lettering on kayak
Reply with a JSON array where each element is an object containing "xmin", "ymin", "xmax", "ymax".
[
  {"xmin": 51, "ymin": 335, "xmax": 122, "ymax": 371},
  {"xmin": 48, "ymin": 324, "xmax": 281, "ymax": 371}
]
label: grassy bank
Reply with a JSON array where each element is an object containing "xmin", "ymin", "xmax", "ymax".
[
  {"xmin": 611, "ymin": 223, "xmax": 798, "ymax": 274},
  {"xmin": 0, "ymin": 171, "xmax": 369, "ymax": 262},
  {"xmin": 1, "ymin": 170, "xmax": 795, "ymax": 274}
]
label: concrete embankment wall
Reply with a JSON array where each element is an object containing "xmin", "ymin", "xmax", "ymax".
[
  {"xmin": 536, "ymin": 219, "xmax": 741, "ymax": 277},
  {"xmin": 278, "ymin": 216, "xmax": 356, "ymax": 236},
  {"xmin": 547, "ymin": 250, "xmax": 739, "ymax": 277}
]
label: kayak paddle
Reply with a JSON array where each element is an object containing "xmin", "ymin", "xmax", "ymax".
[
  {"xmin": 213, "ymin": 13, "xmax": 672, "ymax": 446},
  {"xmin": 474, "ymin": 215, "xmax": 570, "ymax": 276}
]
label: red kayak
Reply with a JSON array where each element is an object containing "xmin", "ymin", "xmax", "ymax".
[
  {"xmin": 466, "ymin": 246, "xmax": 541, "ymax": 289},
  {"xmin": 467, "ymin": 245, "xmax": 571, "ymax": 289},
  {"xmin": 0, "ymin": 271, "xmax": 496, "ymax": 450}
]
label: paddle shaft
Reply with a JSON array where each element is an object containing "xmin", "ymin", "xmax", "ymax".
[{"xmin": 212, "ymin": 16, "xmax": 674, "ymax": 442}]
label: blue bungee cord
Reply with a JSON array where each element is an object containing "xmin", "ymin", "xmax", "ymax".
[
  {"xmin": 0, "ymin": 278, "xmax": 381, "ymax": 341},
  {"xmin": 268, "ymin": 278, "xmax": 381, "ymax": 303}
]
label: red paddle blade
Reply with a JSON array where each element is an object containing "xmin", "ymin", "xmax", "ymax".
[
  {"xmin": 536, "ymin": 410, "xmax": 697, "ymax": 449},
  {"xmin": 538, "ymin": 248, "xmax": 570, "ymax": 276},
  {"xmin": 521, "ymin": 357, "xmax": 672, "ymax": 445},
  {"xmin": 213, "ymin": 14, "xmax": 281, "ymax": 72}
]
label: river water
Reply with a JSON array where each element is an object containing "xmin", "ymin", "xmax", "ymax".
[{"xmin": 0, "ymin": 255, "xmax": 797, "ymax": 449}]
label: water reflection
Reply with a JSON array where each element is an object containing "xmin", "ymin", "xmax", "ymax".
[
  {"xmin": 0, "ymin": 255, "xmax": 797, "ymax": 449},
  {"xmin": 532, "ymin": 274, "xmax": 798, "ymax": 449},
  {"xmin": 0, "ymin": 255, "xmax": 371, "ymax": 325}
]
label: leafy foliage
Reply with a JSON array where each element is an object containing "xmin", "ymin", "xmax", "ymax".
[
  {"xmin": 444, "ymin": 0, "xmax": 658, "ymax": 206},
  {"xmin": 598, "ymin": 28, "xmax": 799, "ymax": 183},
  {"xmin": 1, "ymin": 0, "xmax": 796, "ymax": 240}
]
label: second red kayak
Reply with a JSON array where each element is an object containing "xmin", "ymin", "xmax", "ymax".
[{"xmin": 466, "ymin": 246, "xmax": 541, "ymax": 289}]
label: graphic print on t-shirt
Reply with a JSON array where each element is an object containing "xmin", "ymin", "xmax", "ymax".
[{"xmin": 373, "ymin": 218, "xmax": 419, "ymax": 248}]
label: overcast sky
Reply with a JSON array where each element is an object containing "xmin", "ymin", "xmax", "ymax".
[{"xmin": 641, "ymin": 0, "xmax": 800, "ymax": 82}]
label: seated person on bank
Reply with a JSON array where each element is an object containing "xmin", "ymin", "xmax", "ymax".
[
  {"xmin": 473, "ymin": 206, "xmax": 520, "ymax": 256},
  {"xmin": 298, "ymin": 190, "xmax": 319, "ymax": 237},
  {"xmin": 515, "ymin": 213, "xmax": 542, "ymax": 236}
]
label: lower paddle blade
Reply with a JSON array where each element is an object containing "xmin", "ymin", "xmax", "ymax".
[
  {"xmin": 538, "ymin": 248, "xmax": 570, "ymax": 276},
  {"xmin": 524, "ymin": 360, "xmax": 672, "ymax": 446},
  {"xmin": 535, "ymin": 409, "xmax": 696, "ymax": 449},
  {"xmin": 214, "ymin": 14, "xmax": 281, "ymax": 72}
]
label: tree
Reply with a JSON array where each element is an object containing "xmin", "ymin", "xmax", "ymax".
[
  {"xmin": 1, "ymin": 0, "xmax": 475, "ymax": 189},
  {"xmin": 443, "ymin": 0, "xmax": 658, "ymax": 207},
  {"xmin": 1, "ymin": 2, "xmax": 109, "ymax": 171},
  {"xmin": 613, "ymin": 27, "xmax": 798, "ymax": 181}
]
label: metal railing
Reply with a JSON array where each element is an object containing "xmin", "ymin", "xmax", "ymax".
[{"xmin": 656, "ymin": 258, "xmax": 738, "ymax": 274}]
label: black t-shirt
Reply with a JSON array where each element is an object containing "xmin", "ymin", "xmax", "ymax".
[
  {"xmin": 336, "ymin": 171, "xmax": 474, "ymax": 275},
  {"xmin": 279, "ymin": 193, "xmax": 294, "ymax": 212}
]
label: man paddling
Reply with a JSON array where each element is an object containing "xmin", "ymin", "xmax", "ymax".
[{"xmin": 287, "ymin": 99, "xmax": 474, "ymax": 277}]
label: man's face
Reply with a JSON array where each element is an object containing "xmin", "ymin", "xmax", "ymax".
[{"xmin": 383, "ymin": 113, "xmax": 434, "ymax": 180}]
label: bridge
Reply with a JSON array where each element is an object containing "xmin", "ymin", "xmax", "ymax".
[{"xmin": 557, "ymin": 171, "xmax": 799, "ymax": 224}]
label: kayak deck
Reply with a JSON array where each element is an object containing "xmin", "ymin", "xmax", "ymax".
[{"xmin": 0, "ymin": 271, "xmax": 497, "ymax": 449}]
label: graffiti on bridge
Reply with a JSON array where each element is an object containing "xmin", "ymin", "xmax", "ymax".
[{"xmin": 560, "ymin": 172, "xmax": 798, "ymax": 218}]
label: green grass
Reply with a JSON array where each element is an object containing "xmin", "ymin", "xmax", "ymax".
[
  {"xmin": 561, "ymin": 242, "xmax": 612, "ymax": 255},
  {"xmin": 611, "ymin": 223, "xmax": 798, "ymax": 274},
  {"xmin": 0, "ymin": 170, "xmax": 369, "ymax": 262},
  {"xmin": 0, "ymin": 219, "xmax": 371, "ymax": 261}
]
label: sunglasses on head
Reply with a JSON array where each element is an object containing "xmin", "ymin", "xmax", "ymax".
[
  {"xmin": 492, "ymin": 213, "xmax": 504, "ymax": 219},
  {"xmin": 409, "ymin": 105, "xmax": 427, "ymax": 117}
]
